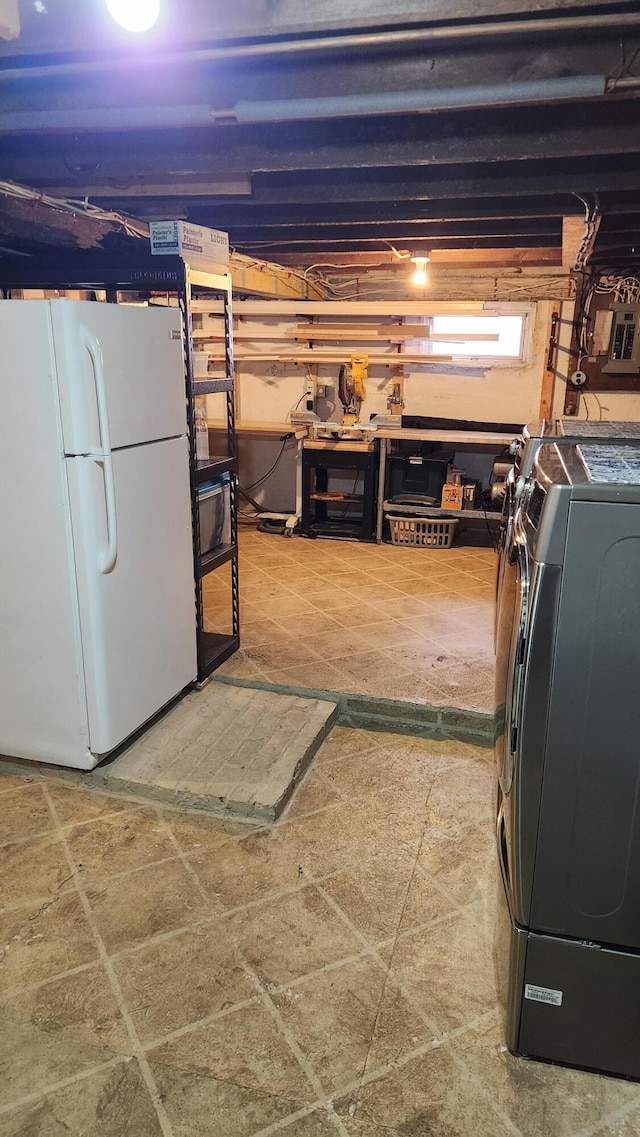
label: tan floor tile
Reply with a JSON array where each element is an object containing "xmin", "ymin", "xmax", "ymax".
[
  {"xmin": 46, "ymin": 782, "xmax": 138, "ymax": 826},
  {"xmin": 64, "ymin": 808, "xmax": 178, "ymax": 883},
  {"xmin": 85, "ymin": 860, "xmax": 208, "ymax": 954},
  {"xmin": 417, "ymin": 823, "xmax": 496, "ymax": 909},
  {"xmin": 264, "ymin": 659, "xmax": 349, "ymax": 693},
  {"xmin": 277, "ymin": 611, "xmax": 345, "ymax": 637},
  {"xmin": 348, "ymin": 668, "xmax": 429, "ymax": 704},
  {"xmin": 319, "ymin": 744, "xmax": 440, "ymax": 807},
  {"xmin": 314, "ymin": 600, "xmax": 389, "ymax": 626},
  {"xmin": 0, "ymin": 967, "xmax": 129, "ymax": 1104},
  {"xmin": 390, "ymin": 911, "xmax": 497, "ymax": 1033},
  {"xmin": 148, "ymin": 1001, "xmax": 316, "ymax": 1106},
  {"xmin": 237, "ymin": 616, "xmax": 283, "ymax": 644},
  {"xmin": 330, "ymin": 651, "xmax": 395, "ymax": 686},
  {"xmin": 0, "ymin": 772, "xmax": 43, "ymax": 795},
  {"xmin": 0, "ymin": 784, "xmax": 57, "ymax": 846},
  {"xmin": 284, "ymin": 795, "xmax": 424, "ymax": 886},
  {"xmin": 188, "ymin": 828, "xmax": 305, "ymax": 910},
  {"xmin": 271, "ymin": 1111, "xmax": 341, "ymax": 1136},
  {"xmin": 302, "ymin": 631, "xmax": 378, "ymax": 663},
  {"xmin": 313, "ymin": 726, "xmax": 384, "ymax": 766},
  {"xmin": 0, "ymin": 891, "xmax": 98, "ymax": 994},
  {"xmin": 238, "ymin": 634, "xmax": 324, "ymax": 670},
  {"xmin": 336, "ymin": 1043, "xmax": 516, "ymax": 1136},
  {"xmin": 283, "ymin": 770, "xmax": 344, "ymax": 820},
  {"xmin": 149, "ymin": 1062, "xmax": 303, "ymax": 1137},
  {"xmin": 590, "ymin": 1106, "xmax": 640, "ymax": 1136},
  {"xmin": 0, "ymin": 835, "xmax": 74, "ymax": 911},
  {"xmin": 114, "ymin": 922, "xmax": 255, "ymax": 1044},
  {"xmin": 456, "ymin": 1017, "xmax": 640, "ymax": 1137},
  {"xmin": 1, "ymin": 1058, "xmax": 162, "ymax": 1137},
  {"xmin": 397, "ymin": 868, "xmax": 459, "ymax": 935},
  {"xmin": 162, "ymin": 809, "xmax": 259, "ymax": 855},
  {"xmin": 428, "ymin": 759, "xmax": 495, "ymax": 831},
  {"xmin": 241, "ymin": 580, "xmax": 297, "ymax": 602},
  {"xmin": 215, "ymin": 652, "xmax": 269, "ymax": 681},
  {"xmin": 228, "ymin": 885, "xmax": 362, "ymax": 987},
  {"xmin": 273, "ymin": 958, "xmax": 429, "ymax": 1092},
  {"xmin": 321, "ymin": 856, "xmax": 453, "ymax": 946},
  {"xmin": 353, "ymin": 620, "xmax": 418, "ymax": 650},
  {"xmin": 382, "ymin": 639, "xmax": 460, "ymax": 674},
  {"xmin": 258, "ymin": 595, "xmax": 320, "ymax": 619}
]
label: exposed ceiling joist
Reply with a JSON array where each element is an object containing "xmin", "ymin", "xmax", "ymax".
[{"xmin": 0, "ymin": 3, "xmax": 639, "ymax": 273}]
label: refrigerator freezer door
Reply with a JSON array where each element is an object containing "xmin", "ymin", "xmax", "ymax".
[
  {"xmin": 65, "ymin": 436, "xmax": 197, "ymax": 756},
  {"xmin": 50, "ymin": 300, "xmax": 186, "ymax": 454}
]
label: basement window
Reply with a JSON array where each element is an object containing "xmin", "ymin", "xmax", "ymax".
[{"xmin": 408, "ymin": 307, "xmax": 532, "ymax": 364}]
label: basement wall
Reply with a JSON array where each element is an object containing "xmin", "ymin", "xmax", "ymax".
[{"xmin": 207, "ymin": 299, "xmax": 553, "ymax": 512}]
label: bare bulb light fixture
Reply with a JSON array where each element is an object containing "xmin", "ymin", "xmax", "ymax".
[
  {"xmin": 410, "ymin": 255, "xmax": 430, "ymax": 287},
  {"xmin": 105, "ymin": 0, "xmax": 160, "ymax": 32}
]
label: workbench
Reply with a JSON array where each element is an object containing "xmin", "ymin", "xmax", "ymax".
[{"xmin": 374, "ymin": 427, "xmax": 515, "ymax": 542}]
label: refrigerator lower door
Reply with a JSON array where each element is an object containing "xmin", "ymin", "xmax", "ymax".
[
  {"xmin": 66, "ymin": 436, "xmax": 197, "ymax": 757},
  {"xmin": 518, "ymin": 932, "xmax": 640, "ymax": 1081}
]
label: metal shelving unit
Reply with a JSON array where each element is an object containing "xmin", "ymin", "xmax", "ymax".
[{"xmin": 0, "ymin": 248, "xmax": 239, "ymax": 683}]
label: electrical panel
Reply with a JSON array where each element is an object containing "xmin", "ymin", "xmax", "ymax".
[{"xmin": 602, "ymin": 304, "xmax": 640, "ymax": 374}]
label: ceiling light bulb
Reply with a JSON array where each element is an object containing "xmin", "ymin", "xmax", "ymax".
[
  {"xmin": 410, "ymin": 256, "xmax": 430, "ymax": 287},
  {"xmin": 105, "ymin": 0, "xmax": 160, "ymax": 32}
]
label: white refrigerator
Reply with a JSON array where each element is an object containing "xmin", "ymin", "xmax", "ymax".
[{"xmin": 0, "ymin": 299, "xmax": 197, "ymax": 770}]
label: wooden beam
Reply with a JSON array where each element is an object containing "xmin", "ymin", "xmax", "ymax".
[
  {"xmin": 562, "ymin": 215, "xmax": 587, "ymax": 270},
  {"xmin": 233, "ymin": 300, "xmax": 485, "ymax": 316},
  {"xmin": 228, "ymin": 253, "xmax": 322, "ymax": 300},
  {"xmin": 286, "ymin": 328, "xmax": 499, "ymax": 342},
  {"xmin": 232, "ymin": 351, "xmax": 458, "ymax": 365},
  {"xmin": 429, "ymin": 247, "xmax": 561, "ymax": 267}
]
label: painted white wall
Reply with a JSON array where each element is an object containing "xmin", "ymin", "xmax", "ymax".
[{"xmin": 206, "ymin": 301, "xmax": 553, "ymax": 512}]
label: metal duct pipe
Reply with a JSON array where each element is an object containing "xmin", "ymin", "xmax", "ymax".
[
  {"xmin": 0, "ymin": 104, "xmax": 218, "ymax": 133},
  {"xmin": 235, "ymin": 76, "xmax": 607, "ymax": 124},
  {"xmin": 0, "ymin": 76, "xmax": 608, "ymax": 134},
  {"xmin": 0, "ymin": 12, "xmax": 639, "ymax": 82}
]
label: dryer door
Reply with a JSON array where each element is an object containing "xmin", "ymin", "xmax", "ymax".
[{"xmin": 495, "ymin": 527, "xmax": 531, "ymax": 796}]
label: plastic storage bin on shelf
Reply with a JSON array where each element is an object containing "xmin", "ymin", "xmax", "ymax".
[
  {"xmin": 198, "ymin": 473, "xmax": 231, "ymax": 555},
  {"xmin": 388, "ymin": 514, "xmax": 458, "ymax": 549}
]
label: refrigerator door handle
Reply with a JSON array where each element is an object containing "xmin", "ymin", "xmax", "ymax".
[
  {"xmin": 94, "ymin": 453, "xmax": 117, "ymax": 574},
  {"xmin": 80, "ymin": 324, "xmax": 117, "ymax": 574}
]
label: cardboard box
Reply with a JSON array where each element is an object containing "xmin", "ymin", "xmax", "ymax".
[
  {"xmin": 149, "ymin": 221, "xmax": 229, "ymax": 268},
  {"xmin": 441, "ymin": 483, "xmax": 464, "ymax": 510}
]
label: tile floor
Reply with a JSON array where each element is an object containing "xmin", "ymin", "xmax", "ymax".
[
  {"xmin": 208, "ymin": 527, "xmax": 496, "ymax": 714},
  {"xmin": 2, "ymin": 728, "xmax": 638, "ymax": 1137}
]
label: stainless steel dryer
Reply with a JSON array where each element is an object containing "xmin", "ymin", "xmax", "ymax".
[{"xmin": 496, "ymin": 441, "xmax": 640, "ymax": 1080}]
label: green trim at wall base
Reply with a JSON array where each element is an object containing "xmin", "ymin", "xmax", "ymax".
[{"xmin": 212, "ymin": 675, "xmax": 495, "ymax": 747}]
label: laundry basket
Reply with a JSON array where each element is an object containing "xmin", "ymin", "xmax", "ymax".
[{"xmin": 388, "ymin": 514, "xmax": 458, "ymax": 549}]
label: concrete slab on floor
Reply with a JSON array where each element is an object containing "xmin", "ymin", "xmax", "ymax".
[{"xmin": 0, "ymin": 684, "xmax": 339, "ymax": 823}]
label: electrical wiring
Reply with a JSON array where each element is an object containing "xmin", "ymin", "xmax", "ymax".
[
  {"xmin": 241, "ymin": 436, "xmax": 296, "ymax": 494},
  {"xmin": 584, "ymin": 391, "xmax": 605, "ymax": 420},
  {"xmin": 0, "ymin": 179, "xmax": 148, "ymax": 239},
  {"xmin": 287, "ymin": 389, "xmax": 309, "ymax": 420}
]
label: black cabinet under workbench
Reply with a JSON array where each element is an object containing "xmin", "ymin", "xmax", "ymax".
[{"xmin": 301, "ymin": 440, "xmax": 378, "ymax": 541}]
